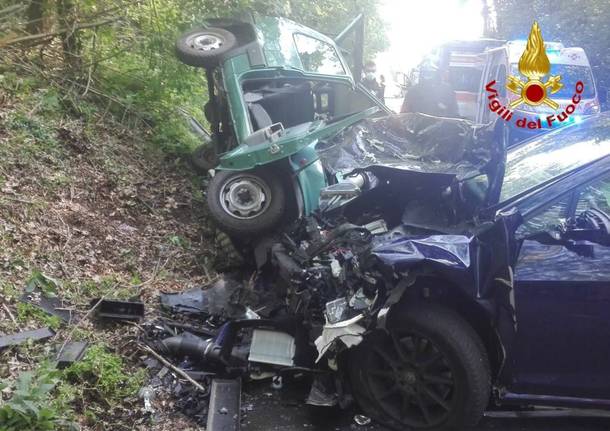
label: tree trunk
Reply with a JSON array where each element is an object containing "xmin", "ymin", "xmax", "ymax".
[{"xmin": 56, "ymin": 0, "xmax": 82, "ymax": 73}]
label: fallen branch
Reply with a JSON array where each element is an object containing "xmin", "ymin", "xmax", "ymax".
[
  {"xmin": 0, "ymin": 4, "xmax": 25, "ymax": 19},
  {"xmin": 0, "ymin": 17, "xmax": 118, "ymax": 48},
  {"xmin": 2, "ymin": 302, "xmax": 18, "ymax": 327},
  {"xmin": 140, "ymin": 344, "xmax": 208, "ymax": 393}
]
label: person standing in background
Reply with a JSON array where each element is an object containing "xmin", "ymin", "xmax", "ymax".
[{"xmin": 362, "ymin": 60, "xmax": 384, "ymax": 102}]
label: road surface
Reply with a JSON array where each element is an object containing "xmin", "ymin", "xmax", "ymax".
[{"xmin": 241, "ymin": 380, "xmax": 610, "ymax": 431}]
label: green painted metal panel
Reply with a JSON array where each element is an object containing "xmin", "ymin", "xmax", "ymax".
[{"xmin": 218, "ymin": 107, "xmax": 380, "ymax": 170}]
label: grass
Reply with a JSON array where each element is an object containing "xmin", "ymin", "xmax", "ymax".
[
  {"xmin": 15, "ymin": 303, "xmax": 63, "ymax": 331},
  {"xmin": 0, "ymin": 54, "xmax": 213, "ymax": 430},
  {"xmin": 63, "ymin": 344, "xmax": 146, "ymax": 403},
  {"xmin": 0, "ymin": 344, "xmax": 145, "ymax": 431}
]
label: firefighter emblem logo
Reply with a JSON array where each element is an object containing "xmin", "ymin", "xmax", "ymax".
[{"xmin": 506, "ymin": 22, "xmax": 563, "ymax": 109}]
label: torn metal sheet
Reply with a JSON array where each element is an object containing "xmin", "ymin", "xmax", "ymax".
[
  {"xmin": 139, "ymin": 386, "xmax": 155, "ymax": 413},
  {"xmin": 160, "ymin": 287, "xmax": 207, "ymax": 314},
  {"xmin": 206, "ymin": 379, "xmax": 241, "ymax": 431},
  {"xmin": 371, "ymin": 234, "xmax": 473, "ymax": 269},
  {"xmin": 314, "ymin": 314, "xmax": 366, "ymax": 362},
  {"xmin": 0, "ymin": 327, "xmax": 55, "ymax": 349},
  {"xmin": 160, "ymin": 275, "xmax": 249, "ymax": 319}
]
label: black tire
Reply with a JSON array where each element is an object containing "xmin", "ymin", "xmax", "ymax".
[
  {"xmin": 175, "ymin": 27, "xmax": 237, "ymax": 68},
  {"xmin": 191, "ymin": 144, "xmax": 218, "ymax": 174},
  {"xmin": 206, "ymin": 169, "xmax": 286, "ymax": 237},
  {"xmin": 349, "ymin": 303, "xmax": 490, "ymax": 431}
]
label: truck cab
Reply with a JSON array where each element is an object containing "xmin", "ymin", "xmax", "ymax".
[{"xmin": 176, "ymin": 15, "xmax": 389, "ymax": 237}]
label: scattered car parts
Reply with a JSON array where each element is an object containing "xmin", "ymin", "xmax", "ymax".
[
  {"xmin": 56, "ymin": 341, "xmax": 88, "ymax": 368},
  {"xmin": 92, "ymin": 298, "xmax": 145, "ymax": 321},
  {"xmin": 20, "ymin": 288, "xmax": 73, "ymax": 323},
  {"xmin": 0, "ymin": 327, "xmax": 55, "ymax": 349}
]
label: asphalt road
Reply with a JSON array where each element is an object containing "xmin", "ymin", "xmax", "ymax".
[{"xmin": 241, "ymin": 381, "xmax": 610, "ymax": 431}]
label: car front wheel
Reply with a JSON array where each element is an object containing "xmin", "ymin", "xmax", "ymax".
[{"xmin": 349, "ymin": 303, "xmax": 490, "ymax": 430}]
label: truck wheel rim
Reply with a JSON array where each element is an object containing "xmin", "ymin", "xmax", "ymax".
[
  {"xmin": 189, "ymin": 34, "xmax": 223, "ymax": 52},
  {"xmin": 219, "ymin": 175, "xmax": 271, "ymax": 220},
  {"xmin": 364, "ymin": 332, "xmax": 456, "ymax": 428}
]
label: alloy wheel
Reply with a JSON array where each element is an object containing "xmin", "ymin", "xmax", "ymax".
[{"xmin": 364, "ymin": 331, "xmax": 457, "ymax": 428}]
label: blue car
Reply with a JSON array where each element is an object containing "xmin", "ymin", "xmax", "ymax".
[{"xmin": 284, "ymin": 112, "xmax": 610, "ymax": 430}]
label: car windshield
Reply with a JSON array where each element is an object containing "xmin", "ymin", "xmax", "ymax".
[
  {"xmin": 500, "ymin": 114, "xmax": 610, "ymax": 202},
  {"xmin": 510, "ymin": 64, "xmax": 596, "ymax": 99}
]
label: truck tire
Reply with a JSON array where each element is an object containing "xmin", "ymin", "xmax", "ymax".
[
  {"xmin": 175, "ymin": 27, "xmax": 237, "ymax": 68},
  {"xmin": 349, "ymin": 303, "xmax": 490, "ymax": 431},
  {"xmin": 206, "ymin": 169, "xmax": 286, "ymax": 237}
]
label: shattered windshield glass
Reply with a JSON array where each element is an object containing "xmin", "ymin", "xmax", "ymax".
[{"xmin": 500, "ymin": 113, "xmax": 610, "ymax": 202}]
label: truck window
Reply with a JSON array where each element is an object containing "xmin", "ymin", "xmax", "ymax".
[{"xmin": 294, "ymin": 34, "xmax": 345, "ymax": 76}]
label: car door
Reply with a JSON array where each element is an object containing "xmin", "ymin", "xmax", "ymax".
[{"xmin": 509, "ymin": 173, "xmax": 610, "ymax": 399}]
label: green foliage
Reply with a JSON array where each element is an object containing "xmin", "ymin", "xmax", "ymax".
[
  {"xmin": 0, "ymin": 281, "xmax": 18, "ymax": 300},
  {"xmin": 26, "ymin": 271, "xmax": 60, "ymax": 297},
  {"xmin": 168, "ymin": 234, "xmax": 190, "ymax": 249},
  {"xmin": 16, "ymin": 303, "xmax": 63, "ymax": 331},
  {"xmin": 63, "ymin": 344, "xmax": 146, "ymax": 403},
  {"xmin": 7, "ymin": 113, "xmax": 57, "ymax": 150},
  {"xmin": 74, "ymin": 276, "xmax": 137, "ymax": 300},
  {"xmin": 0, "ymin": 364, "xmax": 74, "ymax": 431}
]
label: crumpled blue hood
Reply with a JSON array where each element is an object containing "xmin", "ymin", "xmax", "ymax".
[{"xmin": 371, "ymin": 234, "xmax": 472, "ymax": 269}]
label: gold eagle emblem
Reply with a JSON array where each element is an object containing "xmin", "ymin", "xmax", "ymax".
[{"xmin": 506, "ymin": 22, "xmax": 563, "ymax": 109}]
